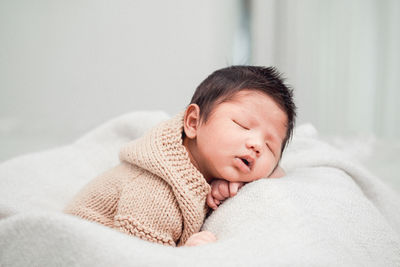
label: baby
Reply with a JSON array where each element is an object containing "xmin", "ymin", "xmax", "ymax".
[{"xmin": 64, "ymin": 65, "xmax": 296, "ymax": 247}]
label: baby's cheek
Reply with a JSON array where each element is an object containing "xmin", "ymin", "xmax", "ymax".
[{"xmin": 259, "ymin": 157, "xmax": 276, "ymax": 178}]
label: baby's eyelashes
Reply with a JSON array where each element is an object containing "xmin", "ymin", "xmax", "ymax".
[{"xmin": 232, "ymin": 119, "xmax": 250, "ymax": 130}]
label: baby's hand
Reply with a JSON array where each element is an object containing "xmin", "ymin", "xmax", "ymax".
[
  {"xmin": 206, "ymin": 179, "xmax": 244, "ymax": 210},
  {"xmin": 184, "ymin": 231, "xmax": 217, "ymax": 246},
  {"xmin": 206, "ymin": 166, "xmax": 285, "ymax": 209}
]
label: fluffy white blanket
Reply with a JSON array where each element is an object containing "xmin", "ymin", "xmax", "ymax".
[{"xmin": 1, "ymin": 111, "xmax": 399, "ymax": 267}]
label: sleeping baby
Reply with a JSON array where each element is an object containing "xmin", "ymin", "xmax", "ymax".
[{"xmin": 64, "ymin": 65, "xmax": 296, "ymax": 247}]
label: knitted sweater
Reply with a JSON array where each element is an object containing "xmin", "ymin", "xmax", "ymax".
[{"xmin": 64, "ymin": 113, "xmax": 211, "ymax": 246}]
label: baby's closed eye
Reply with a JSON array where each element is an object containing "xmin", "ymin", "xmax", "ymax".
[{"xmin": 232, "ymin": 119, "xmax": 250, "ymax": 130}]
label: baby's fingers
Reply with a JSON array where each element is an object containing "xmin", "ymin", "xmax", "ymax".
[
  {"xmin": 211, "ymin": 181, "xmax": 229, "ymax": 200},
  {"xmin": 206, "ymin": 193, "xmax": 219, "ymax": 210},
  {"xmin": 229, "ymin": 182, "xmax": 244, "ymax": 197},
  {"xmin": 217, "ymin": 181, "xmax": 230, "ymax": 198}
]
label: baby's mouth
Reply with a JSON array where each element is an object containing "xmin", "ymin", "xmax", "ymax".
[
  {"xmin": 235, "ymin": 156, "xmax": 254, "ymax": 172},
  {"xmin": 241, "ymin": 158, "xmax": 250, "ymax": 167}
]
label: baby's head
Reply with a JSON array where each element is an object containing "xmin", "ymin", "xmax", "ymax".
[{"xmin": 182, "ymin": 66, "xmax": 296, "ymax": 183}]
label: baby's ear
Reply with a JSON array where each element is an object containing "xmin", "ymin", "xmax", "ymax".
[{"xmin": 183, "ymin": 104, "xmax": 201, "ymax": 139}]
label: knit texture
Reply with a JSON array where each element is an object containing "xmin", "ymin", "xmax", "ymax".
[{"xmin": 64, "ymin": 112, "xmax": 211, "ymax": 246}]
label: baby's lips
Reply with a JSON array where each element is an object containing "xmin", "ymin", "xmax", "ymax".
[
  {"xmin": 233, "ymin": 157, "xmax": 251, "ymax": 173},
  {"xmin": 240, "ymin": 154, "xmax": 255, "ymax": 168}
]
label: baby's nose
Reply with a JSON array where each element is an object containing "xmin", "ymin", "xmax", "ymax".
[
  {"xmin": 246, "ymin": 140, "xmax": 262, "ymax": 155},
  {"xmin": 251, "ymin": 144, "xmax": 261, "ymax": 154}
]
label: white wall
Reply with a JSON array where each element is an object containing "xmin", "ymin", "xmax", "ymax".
[
  {"xmin": 3, "ymin": 0, "xmax": 398, "ymax": 164},
  {"xmin": 251, "ymin": 0, "xmax": 400, "ymax": 138},
  {"xmin": 0, "ymin": 0, "xmax": 240, "ymax": 161}
]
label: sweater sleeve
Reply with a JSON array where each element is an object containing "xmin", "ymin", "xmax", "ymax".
[
  {"xmin": 113, "ymin": 173, "xmax": 183, "ymax": 246},
  {"xmin": 63, "ymin": 163, "xmax": 133, "ymax": 227}
]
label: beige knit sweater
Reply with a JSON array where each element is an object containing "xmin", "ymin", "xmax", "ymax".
[{"xmin": 64, "ymin": 113, "xmax": 211, "ymax": 246}]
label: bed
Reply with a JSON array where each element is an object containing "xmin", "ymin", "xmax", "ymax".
[{"xmin": 1, "ymin": 111, "xmax": 399, "ymax": 266}]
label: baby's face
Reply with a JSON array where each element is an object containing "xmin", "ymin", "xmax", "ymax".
[{"xmin": 192, "ymin": 90, "xmax": 287, "ymax": 183}]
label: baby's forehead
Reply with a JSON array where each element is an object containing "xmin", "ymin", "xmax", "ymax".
[
  {"xmin": 201, "ymin": 89, "xmax": 286, "ymax": 128},
  {"xmin": 218, "ymin": 90, "xmax": 276, "ymax": 107},
  {"xmin": 210, "ymin": 89, "xmax": 288, "ymax": 128},
  {"xmin": 213, "ymin": 90, "xmax": 278, "ymax": 112}
]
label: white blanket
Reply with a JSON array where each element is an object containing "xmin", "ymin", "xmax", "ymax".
[{"xmin": 1, "ymin": 111, "xmax": 399, "ymax": 267}]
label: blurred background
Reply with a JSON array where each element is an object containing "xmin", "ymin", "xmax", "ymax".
[{"xmin": 0, "ymin": 0, "xmax": 399, "ymax": 189}]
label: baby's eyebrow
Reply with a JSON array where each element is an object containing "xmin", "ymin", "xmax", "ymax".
[{"xmin": 239, "ymin": 110, "xmax": 259, "ymax": 126}]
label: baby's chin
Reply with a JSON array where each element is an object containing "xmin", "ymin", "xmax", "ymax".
[{"xmin": 217, "ymin": 169, "xmax": 262, "ymax": 183}]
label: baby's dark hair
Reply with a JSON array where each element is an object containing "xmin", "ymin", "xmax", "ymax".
[{"xmin": 190, "ymin": 65, "xmax": 296, "ymax": 154}]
